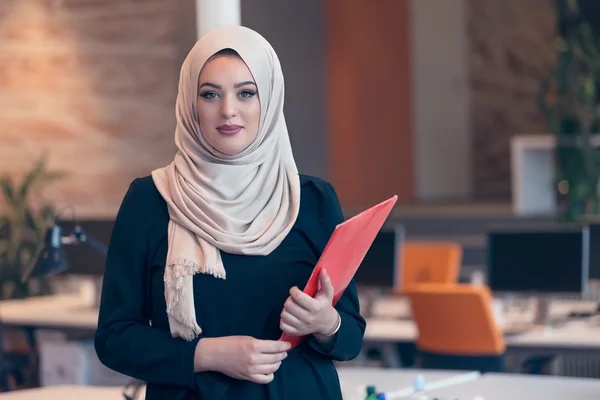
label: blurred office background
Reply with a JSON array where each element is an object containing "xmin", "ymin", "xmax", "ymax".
[{"xmin": 2, "ymin": 0, "xmax": 600, "ymax": 398}]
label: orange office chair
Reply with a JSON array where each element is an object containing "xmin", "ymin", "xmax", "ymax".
[
  {"xmin": 406, "ymin": 283, "xmax": 506, "ymax": 372},
  {"xmin": 397, "ymin": 241, "xmax": 461, "ymax": 293}
]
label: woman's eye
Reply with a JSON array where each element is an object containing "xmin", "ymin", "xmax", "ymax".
[
  {"xmin": 199, "ymin": 91, "xmax": 218, "ymax": 100},
  {"xmin": 239, "ymin": 90, "xmax": 256, "ymax": 99}
]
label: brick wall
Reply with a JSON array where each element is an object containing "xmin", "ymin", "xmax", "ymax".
[
  {"xmin": 0, "ymin": 0, "xmax": 562, "ymax": 208},
  {"xmin": 468, "ymin": 0, "xmax": 557, "ymax": 199},
  {"xmin": 0, "ymin": 0, "xmax": 181, "ymax": 217}
]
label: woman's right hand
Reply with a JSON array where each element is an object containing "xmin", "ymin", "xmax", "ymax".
[{"xmin": 194, "ymin": 336, "xmax": 290, "ymax": 384}]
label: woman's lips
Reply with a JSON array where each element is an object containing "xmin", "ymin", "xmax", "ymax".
[{"xmin": 216, "ymin": 124, "xmax": 242, "ymax": 135}]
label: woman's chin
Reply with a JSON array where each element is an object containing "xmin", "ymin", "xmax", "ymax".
[
  {"xmin": 213, "ymin": 141, "xmax": 246, "ymax": 156},
  {"xmin": 205, "ymin": 130, "xmax": 256, "ymax": 157}
]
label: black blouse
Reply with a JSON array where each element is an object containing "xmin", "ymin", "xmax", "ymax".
[{"xmin": 94, "ymin": 174, "xmax": 366, "ymax": 399}]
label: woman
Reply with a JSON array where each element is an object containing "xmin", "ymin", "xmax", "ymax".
[{"xmin": 94, "ymin": 26, "xmax": 365, "ymax": 400}]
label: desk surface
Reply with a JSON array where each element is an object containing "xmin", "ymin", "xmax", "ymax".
[
  {"xmin": 2, "ymin": 371, "xmax": 599, "ymax": 400},
  {"xmin": 0, "ymin": 369, "xmax": 467, "ymax": 399},
  {"xmin": 372, "ymin": 296, "xmax": 598, "ymax": 321},
  {"xmin": 0, "ymin": 294, "xmax": 97, "ymax": 330},
  {"xmin": 363, "ymin": 319, "xmax": 417, "ymax": 342},
  {"xmin": 3, "ymin": 294, "xmax": 600, "ymax": 352},
  {"xmin": 366, "ymin": 296, "xmax": 600, "ymax": 351},
  {"xmin": 337, "ymin": 367, "xmax": 470, "ymax": 394},
  {"xmin": 505, "ymin": 320, "xmax": 600, "ymax": 350},
  {"xmin": 430, "ymin": 373, "xmax": 600, "ymax": 400},
  {"xmin": 0, "ymin": 385, "xmax": 125, "ymax": 399},
  {"xmin": 364, "ymin": 317, "xmax": 600, "ymax": 351}
]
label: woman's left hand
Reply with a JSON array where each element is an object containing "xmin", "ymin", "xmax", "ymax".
[{"xmin": 280, "ymin": 269, "xmax": 340, "ymax": 337}]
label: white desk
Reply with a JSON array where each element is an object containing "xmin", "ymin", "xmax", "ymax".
[
  {"xmin": 0, "ymin": 294, "xmax": 97, "ymax": 330},
  {"xmin": 359, "ymin": 319, "xmax": 418, "ymax": 368},
  {"xmin": 362, "ymin": 301, "xmax": 600, "ymax": 370},
  {"xmin": 3, "ymin": 294, "xmax": 600, "ymax": 371},
  {"xmin": 504, "ymin": 319, "xmax": 600, "ymax": 374},
  {"xmin": 3, "ymin": 373, "xmax": 599, "ymax": 400},
  {"xmin": 1, "ymin": 292, "xmax": 595, "ymax": 334},
  {"xmin": 505, "ymin": 320, "xmax": 600, "ymax": 351},
  {"xmin": 363, "ymin": 317, "xmax": 600, "ymax": 349},
  {"xmin": 370, "ymin": 296, "xmax": 412, "ymax": 319},
  {"xmin": 364, "ymin": 319, "xmax": 417, "ymax": 343},
  {"xmin": 430, "ymin": 373, "xmax": 600, "ymax": 400},
  {"xmin": 0, "ymin": 385, "xmax": 129, "ymax": 399},
  {"xmin": 337, "ymin": 367, "xmax": 474, "ymax": 394},
  {"xmin": 372, "ymin": 295, "xmax": 598, "ymax": 322},
  {"xmin": 0, "ymin": 369, "xmax": 471, "ymax": 400}
]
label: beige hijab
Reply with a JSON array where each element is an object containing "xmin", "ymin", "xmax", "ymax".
[{"xmin": 151, "ymin": 26, "xmax": 301, "ymax": 341}]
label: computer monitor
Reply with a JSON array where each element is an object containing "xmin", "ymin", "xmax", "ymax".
[
  {"xmin": 354, "ymin": 225, "xmax": 405, "ymax": 290},
  {"xmin": 587, "ymin": 224, "xmax": 600, "ymax": 281},
  {"xmin": 487, "ymin": 225, "xmax": 590, "ymax": 295}
]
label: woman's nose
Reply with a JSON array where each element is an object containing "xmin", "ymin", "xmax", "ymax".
[{"xmin": 220, "ymin": 95, "xmax": 237, "ymax": 119}]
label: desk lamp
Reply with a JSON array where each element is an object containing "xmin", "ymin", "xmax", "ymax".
[
  {"xmin": 18, "ymin": 216, "xmax": 146, "ymax": 399},
  {"xmin": 122, "ymin": 378, "xmax": 145, "ymax": 400},
  {"xmin": 21, "ymin": 219, "xmax": 108, "ymax": 283}
]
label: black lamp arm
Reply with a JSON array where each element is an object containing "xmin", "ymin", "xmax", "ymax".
[
  {"xmin": 61, "ymin": 225, "xmax": 108, "ymax": 257},
  {"xmin": 122, "ymin": 378, "xmax": 145, "ymax": 400},
  {"xmin": 71, "ymin": 225, "xmax": 108, "ymax": 256},
  {"xmin": 21, "ymin": 221, "xmax": 109, "ymax": 284}
]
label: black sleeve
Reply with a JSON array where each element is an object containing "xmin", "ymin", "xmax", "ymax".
[
  {"xmin": 94, "ymin": 179, "xmax": 227, "ymax": 396},
  {"xmin": 306, "ymin": 182, "xmax": 366, "ymax": 361}
]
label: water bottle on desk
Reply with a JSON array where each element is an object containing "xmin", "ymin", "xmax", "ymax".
[
  {"xmin": 365, "ymin": 385, "xmax": 383, "ymax": 399},
  {"xmin": 409, "ymin": 375, "xmax": 428, "ymax": 400},
  {"xmin": 366, "ymin": 375, "xmax": 428, "ymax": 400},
  {"xmin": 364, "ymin": 385, "xmax": 386, "ymax": 400}
]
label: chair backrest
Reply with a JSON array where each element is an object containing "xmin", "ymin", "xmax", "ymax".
[
  {"xmin": 398, "ymin": 241, "xmax": 461, "ymax": 292},
  {"xmin": 406, "ymin": 283, "xmax": 505, "ymax": 355}
]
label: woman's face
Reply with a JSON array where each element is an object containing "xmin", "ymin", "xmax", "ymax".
[{"xmin": 196, "ymin": 55, "xmax": 260, "ymax": 156}]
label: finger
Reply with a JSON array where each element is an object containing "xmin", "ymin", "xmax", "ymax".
[
  {"xmin": 284, "ymin": 298, "xmax": 314, "ymax": 324},
  {"xmin": 317, "ymin": 269, "xmax": 335, "ymax": 300},
  {"xmin": 254, "ymin": 339, "xmax": 291, "ymax": 353},
  {"xmin": 281, "ymin": 310, "xmax": 304, "ymax": 329},
  {"xmin": 253, "ymin": 352, "xmax": 288, "ymax": 365},
  {"xmin": 249, "ymin": 373, "xmax": 275, "ymax": 384},
  {"xmin": 251, "ymin": 361, "xmax": 282, "ymax": 375},
  {"xmin": 280, "ymin": 321, "xmax": 302, "ymax": 336},
  {"xmin": 289, "ymin": 287, "xmax": 319, "ymax": 313}
]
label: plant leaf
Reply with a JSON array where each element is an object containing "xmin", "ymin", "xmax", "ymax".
[
  {"xmin": 0, "ymin": 176, "xmax": 17, "ymax": 208},
  {"xmin": 19, "ymin": 156, "xmax": 47, "ymax": 200},
  {"xmin": 19, "ymin": 246, "xmax": 33, "ymax": 267},
  {"xmin": 24, "ymin": 207, "xmax": 40, "ymax": 236},
  {"xmin": 39, "ymin": 203, "xmax": 55, "ymax": 222}
]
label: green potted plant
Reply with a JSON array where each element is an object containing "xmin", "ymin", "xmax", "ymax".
[
  {"xmin": 0, "ymin": 156, "xmax": 67, "ymax": 300},
  {"xmin": 538, "ymin": 2, "xmax": 600, "ymax": 221}
]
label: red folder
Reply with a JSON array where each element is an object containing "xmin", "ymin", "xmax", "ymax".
[{"xmin": 280, "ymin": 195, "xmax": 398, "ymax": 348}]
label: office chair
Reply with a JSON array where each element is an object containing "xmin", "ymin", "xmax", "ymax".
[
  {"xmin": 398, "ymin": 241, "xmax": 462, "ymax": 293},
  {"xmin": 406, "ymin": 283, "xmax": 506, "ymax": 372}
]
